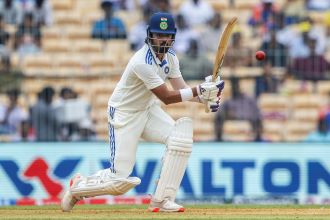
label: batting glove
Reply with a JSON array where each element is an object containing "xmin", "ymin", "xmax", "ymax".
[
  {"xmin": 204, "ymin": 75, "xmax": 220, "ymax": 83},
  {"xmin": 207, "ymin": 96, "xmax": 221, "ymax": 112},
  {"xmin": 197, "ymin": 80, "xmax": 225, "ymax": 101}
]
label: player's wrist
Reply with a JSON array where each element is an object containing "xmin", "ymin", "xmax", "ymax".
[
  {"xmin": 179, "ymin": 88, "xmax": 193, "ymax": 102},
  {"xmin": 196, "ymin": 85, "xmax": 201, "ymax": 96}
]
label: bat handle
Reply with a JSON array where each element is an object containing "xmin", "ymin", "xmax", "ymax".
[{"xmin": 204, "ymin": 101, "xmax": 210, "ymax": 113}]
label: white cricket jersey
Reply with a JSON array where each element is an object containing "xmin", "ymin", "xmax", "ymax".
[{"xmin": 108, "ymin": 44, "xmax": 182, "ymax": 112}]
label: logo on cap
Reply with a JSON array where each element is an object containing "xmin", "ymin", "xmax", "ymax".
[
  {"xmin": 160, "ymin": 22, "xmax": 168, "ymax": 30},
  {"xmin": 160, "ymin": 17, "xmax": 168, "ymax": 30}
]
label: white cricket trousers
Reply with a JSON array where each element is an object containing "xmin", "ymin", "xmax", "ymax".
[{"xmin": 107, "ymin": 104, "xmax": 175, "ymax": 178}]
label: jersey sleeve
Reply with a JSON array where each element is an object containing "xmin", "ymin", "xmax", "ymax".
[
  {"xmin": 133, "ymin": 64, "xmax": 164, "ymax": 90},
  {"xmin": 167, "ymin": 53, "xmax": 182, "ymax": 79}
]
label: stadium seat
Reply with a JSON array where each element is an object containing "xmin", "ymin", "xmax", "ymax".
[
  {"xmin": 73, "ymin": 40, "xmax": 103, "ymax": 53},
  {"xmin": 291, "ymin": 94, "xmax": 326, "ymax": 109},
  {"xmin": 83, "ymin": 11, "xmax": 103, "ymax": 25},
  {"xmin": 75, "ymin": 0, "xmax": 99, "ymax": 12},
  {"xmin": 258, "ymin": 94, "xmax": 290, "ymax": 121},
  {"xmin": 209, "ymin": 0, "xmax": 229, "ymax": 11},
  {"xmin": 280, "ymin": 80, "xmax": 315, "ymax": 94},
  {"xmin": 22, "ymin": 54, "xmax": 53, "ymax": 69},
  {"xmin": 233, "ymin": 0, "xmax": 259, "ymax": 9},
  {"xmin": 88, "ymin": 55, "xmax": 116, "ymax": 69},
  {"xmin": 50, "ymin": 0, "xmax": 74, "ymax": 11},
  {"xmin": 222, "ymin": 120, "xmax": 253, "ymax": 141},
  {"xmin": 284, "ymin": 120, "xmax": 317, "ymax": 142},
  {"xmin": 24, "ymin": 66, "xmax": 57, "ymax": 76},
  {"xmin": 104, "ymin": 40, "xmax": 131, "ymax": 57},
  {"xmin": 43, "ymin": 26, "xmax": 63, "ymax": 40},
  {"xmin": 291, "ymin": 108, "xmax": 320, "ymax": 123},
  {"xmin": 56, "ymin": 55, "xmax": 83, "ymax": 68},
  {"xmin": 42, "ymin": 39, "xmax": 72, "ymax": 53},
  {"xmin": 221, "ymin": 67, "xmax": 263, "ymax": 78},
  {"xmin": 262, "ymin": 120, "xmax": 285, "ymax": 142},
  {"xmin": 93, "ymin": 94, "xmax": 110, "ymax": 108},
  {"xmin": 54, "ymin": 11, "xmax": 81, "ymax": 26},
  {"xmin": 66, "ymin": 27, "xmax": 91, "ymax": 40},
  {"xmin": 116, "ymin": 11, "xmax": 141, "ymax": 31},
  {"xmin": 316, "ymin": 81, "xmax": 330, "ymax": 95}
]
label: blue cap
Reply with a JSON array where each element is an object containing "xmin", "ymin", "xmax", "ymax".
[{"xmin": 148, "ymin": 12, "xmax": 176, "ymax": 35}]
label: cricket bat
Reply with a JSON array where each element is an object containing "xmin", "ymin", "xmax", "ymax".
[{"xmin": 205, "ymin": 17, "xmax": 238, "ymax": 113}]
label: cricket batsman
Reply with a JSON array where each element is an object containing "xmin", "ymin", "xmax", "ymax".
[{"xmin": 61, "ymin": 12, "xmax": 224, "ymax": 212}]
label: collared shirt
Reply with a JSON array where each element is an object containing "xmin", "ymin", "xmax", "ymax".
[
  {"xmin": 179, "ymin": 0, "xmax": 214, "ymax": 27},
  {"xmin": 91, "ymin": 17, "xmax": 127, "ymax": 39},
  {"xmin": 108, "ymin": 44, "xmax": 181, "ymax": 112},
  {"xmin": 222, "ymin": 94, "xmax": 261, "ymax": 122},
  {"xmin": 0, "ymin": 105, "xmax": 28, "ymax": 133}
]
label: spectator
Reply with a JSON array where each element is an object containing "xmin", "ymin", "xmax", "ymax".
[
  {"xmin": 225, "ymin": 30, "xmax": 253, "ymax": 67},
  {"xmin": 248, "ymin": 0, "xmax": 278, "ymax": 37},
  {"xmin": 281, "ymin": 0, "xmax": 307, "ymax": 25},
  {"xmin": 54, "ymin": 87, "xmax": 77, "ymax": 141},
  {"xmin": 215, "ymin": 77, "xmax": 262, "ymax": 141},
  {"xmin": 0, "ymin": 0, "xmax": 21, "ymax": 25},
  {"xmin": 30, "ymin": 86, "xmax": 60, "ymax": 141},
  {"xmin": 255, "ymin": 61, "xmax": 279, "ymax": 97},
  {"xmin": 54, "ymin": 87, "xmax": 93, "ymax": 141},
  {"xmin": 109, "ymin": 0, "xmax": 138, "ymax": 11},
  {"xmin": 288, "ymin": 19, "xmax": 326, "ymax": 59},
  {"xmin": 128, "ymin": 7, "xmax": 151, "ymax": 51},
  {"xmin": 173, "ymin": 14, "xmax": 198, "ymax": 54},
  {"xmin": 143, "ymin": 0, "xmax": 171, "ymax": 14},
  {"xmin": 260, "ymin": 30, "xmax": 288, "ymax": 67},
  {"xmin": 289, "ymin": 37, "xmax": 330, "ymax": 81},
  {"xmin": 306, "ymin": 0, "xmax": 330, "ymax": 11},
  {"xmin": 0, "ymin": 15, "xmax": 11, "ymax": 67},
  {"xmin": 179, "ymin": 39, "xmax": 213, "ymax": 80},
  {"xmin": 15, "ymin": 119, "xmax": 35, "ymax": 141},
  {"xmin": 16, "ymin": 0, "xmax": 34, "ymax": 10},
  {"xmin": 200, "ymin": 12, "xmax": 223, "ymax": 53},
  {"xmin": 91, "ymin": 0, "xmax": 127, "ymax": 40},
  {"xmin": 287, "ymin": 21, "xmax": 311, "ymax": 59},
  {"xmin": 179, "ymin": 0, "xmax": 214, "ymax": 28},
  {"xmin": 15, "ymin": 12, "xmax": 41, "ymax": 57},
  {"xmin": 275, "ymin": 12, "xmax": 297, "ymax": 48},
  {"xmin": 0, "ymin": 88, "xmax": 28, "ymax": 137},
  {"xmin": 32, "ymin": 0, "xmax": 53, "ymax": 26},
  {"xmin": 326, "ymin": 12, "xmax": 330, "ymax": 49},
  {"xmin": 304, "ymin": 115, "xmax": 330, "ymax": 142}
]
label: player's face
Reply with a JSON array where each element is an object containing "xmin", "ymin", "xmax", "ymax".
[{"xmin": 149, "ymin": 33, "xmax": 174, "ymax": 55}]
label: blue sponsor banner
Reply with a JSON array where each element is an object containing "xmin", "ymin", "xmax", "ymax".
[{"xmin": 0, "ymin": 142, "xmax": 329, "ymax": 204}]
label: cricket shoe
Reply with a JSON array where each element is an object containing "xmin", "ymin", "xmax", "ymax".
[
  {"xmin": 148, "ymin": 199, "xmax": 185, "ymax": 212},
  {"xmin": 61, "ymin": 174, "xmax": 83, "ymax": 212}
]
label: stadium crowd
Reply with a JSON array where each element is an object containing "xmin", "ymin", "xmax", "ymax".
[{"xmin": 0, "ymin": 0, "xmax": 329, "ymax": 142}]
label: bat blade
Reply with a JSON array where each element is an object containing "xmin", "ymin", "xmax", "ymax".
[
  {"xmin": 212, "ymin": 17, "xmax": 238, "ymax": 82},
  {"xmin": 205, "ymin": 17, "xmax": 237, "ymax": 113}
]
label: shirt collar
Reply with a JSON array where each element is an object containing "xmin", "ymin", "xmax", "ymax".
[{"xmin": 146, "ymin": 44, "xmax": 166, "ymax": 65}]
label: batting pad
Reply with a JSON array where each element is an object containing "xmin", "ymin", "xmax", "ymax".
[
  {"xmin": 153, "ymin": 117, "xmax": 193, "ymax": 202},
  {"xmin": 70, "ymin": 176, "xmax": 141, "ymax": 198}
]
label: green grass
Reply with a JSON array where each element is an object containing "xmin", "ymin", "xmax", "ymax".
[{"xmin": 0, "ymin": 204, "xmax": 329, "ymax": 220}]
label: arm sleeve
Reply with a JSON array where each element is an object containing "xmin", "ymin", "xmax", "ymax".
[
  {"xmin": 133, "ymin": 64, "xmax": 164, "ymax": 90},
  {"xmin": 168, "ymin": 54, "xmax": 182, "ymax": 79}
]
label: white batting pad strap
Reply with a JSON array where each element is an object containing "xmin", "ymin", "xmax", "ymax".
[
  {"xmin": 153, "ymin": 117, "xmax": 193, "ymax": 202},
  {"xmin": 167, "ymin": 137, "xmax": 192, "ymax": 152},
  {"xmin": 70, "ymin": 176, "xmax": 141, "ymax": 198}
]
